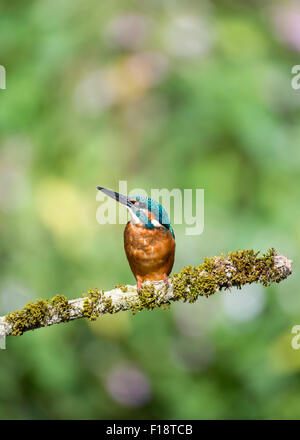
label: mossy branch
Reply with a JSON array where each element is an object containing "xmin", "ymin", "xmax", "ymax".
[{"xmin": 0, "ymin": 249, "xmax": 292, "ymax": 345}]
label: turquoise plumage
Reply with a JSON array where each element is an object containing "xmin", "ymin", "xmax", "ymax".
[{"xmin": 130, "ymin": 195, "xmax": 175, "ymax": 238}]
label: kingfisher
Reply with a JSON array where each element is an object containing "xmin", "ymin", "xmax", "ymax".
[{"xmin": 97, "ymin": 187, "xmax": 176, "ymax": 292}]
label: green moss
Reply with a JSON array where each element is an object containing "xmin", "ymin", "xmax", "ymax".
[
  {"xmin": 129, "ymin": 283, "xmax": 170, "ymax": 315},
  {"xmin": 5, "ymin": 248, "xmax": 283, "ymax": 335},
  {"xmin": 82, "ymin": 289, "xmax": 102, "ymax": 321},
  {"xmin": 82, "ymin": 288, "xmax": 116, "ymax": 321},
  {"xmin": 171, "ymin": 248, "xmax": 280, "ymax": 303},
  {"xmin": 103, "ymin": 296, "xmax": 115, "ymax": 314},
  {"xmin": 114, "ymin": 283, "xmax": 128, "ymax": 293},
  {"xmin": 50, "ymin": 294, "xmax": 71, "ymax": 322},
  {"xmin": 5, "ymin": 294, "xmax": 71, "ymax": 336},
  {"xmin": 138, "ymin": 284, "xmax": 157, "ymax": 311}
]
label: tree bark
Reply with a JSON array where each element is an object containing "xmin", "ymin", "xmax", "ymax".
[{"xmin": 0, "ymin": 249, "xmax": 292, "ymax": 347}]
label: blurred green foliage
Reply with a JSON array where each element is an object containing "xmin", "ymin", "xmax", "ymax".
[{"xmin": 0, "ymin": 0, "xmax": 300, "ymax": 419}]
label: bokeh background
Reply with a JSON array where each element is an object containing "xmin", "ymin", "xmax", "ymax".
[{"xmin": 0, "ymin": 0, "xmax": 300, "ymax": 420}]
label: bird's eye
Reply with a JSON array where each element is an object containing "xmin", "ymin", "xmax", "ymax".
[{"xmin": 129, "ymin": 199, "xmax": 136, "ymax": 204}]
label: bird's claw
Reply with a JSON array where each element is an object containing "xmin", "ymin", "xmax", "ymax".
[
  {"xmin": 163, "ymin": 274, "xmax": 170, "ymax": 290},
  {"xmin": 137, "ymin": 279, "xmax": 142, "ymax": 293}
]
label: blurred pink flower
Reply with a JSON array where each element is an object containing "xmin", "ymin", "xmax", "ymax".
[
  {"xmin": 106, "ymin": 364, "xmax": 151, "ymax": 407},
  {"xmin": 271, "ymin": 1, "xmax": 300, "ymax": 51},
  {"xmin": 105, "ymin": 13, "xmax": 152, "ymax": 51}
]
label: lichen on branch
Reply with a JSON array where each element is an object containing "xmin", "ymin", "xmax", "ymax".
[{"xmin": 0, "ymin": 249, "xmax": 292, "ymax": 342}]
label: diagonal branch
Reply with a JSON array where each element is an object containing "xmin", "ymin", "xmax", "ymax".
[{"xmin": 0, "ymin": 249, "xmax": 293, "ymax": 346}]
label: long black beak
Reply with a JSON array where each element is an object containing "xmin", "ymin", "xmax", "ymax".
[{"xmin": 97, "ymin": 186, "xmax": 133, "ymax": 207}]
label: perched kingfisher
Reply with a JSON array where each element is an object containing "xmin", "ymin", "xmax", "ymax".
[{"xmin": 97, "ymin": 187, "xmax": 176, "ymax": 291}]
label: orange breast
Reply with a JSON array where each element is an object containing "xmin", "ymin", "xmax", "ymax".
[{"xmin": 124, "ymin": 222, "xmax": 175, "ymax": 283}]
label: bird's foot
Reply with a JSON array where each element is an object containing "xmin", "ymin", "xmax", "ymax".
[
  {"xmin": 137, "ymin": 279, "xmax": 142, "ymax": 293},
  {"xmin": 163, "ymin": 274, "xmax": 170, "ymax": 290}
]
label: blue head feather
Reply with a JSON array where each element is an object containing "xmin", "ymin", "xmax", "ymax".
[{"xmin": 130, "ymin": 195, "xmax": 175, "ymax": 239}]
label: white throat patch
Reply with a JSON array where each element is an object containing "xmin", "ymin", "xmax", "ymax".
[
  {"xmin": 150, "ymin": 218, "xmax": 161, "ymax": 227},
  {"xmin": 127, "ymin": 207, "xmax": 162, "ymax": 227},
  {"xmin": 127, "ymin": 206, "xmax": 142, "ymax": 224}
]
